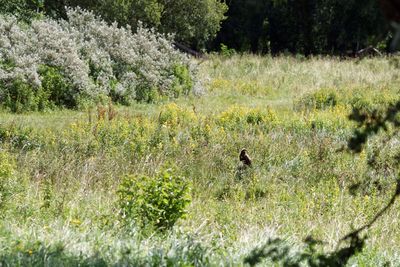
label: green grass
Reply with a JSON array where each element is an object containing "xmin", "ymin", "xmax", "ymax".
[{"xmin": 1, "ymin": 55, "xmax": 400, "ymax": 266}]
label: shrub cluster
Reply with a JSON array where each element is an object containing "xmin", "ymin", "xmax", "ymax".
[
  {"xmin": 0, "ymin": 8, "xmax": 197, "ymax": 112},
  {"xmin": 118, "ymin": 168, "xmax": 191, "ymax": 231},
  {"xmin": 217, "ymin": 105, "xmax": 277, "ymax": 129},
  {"xmin": 295, "ymin": 87, "xmax": 400, "ymax": 115},
  {"xmin": 295, "ymin": 88, "xmax": 338, "ymax": 111}
]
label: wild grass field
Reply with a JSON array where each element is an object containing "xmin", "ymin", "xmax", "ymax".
[{"xmin": 1, "ymin": 55, "xmax": 400, "ymax": 266}]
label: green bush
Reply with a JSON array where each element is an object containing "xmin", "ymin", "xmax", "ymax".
[
  {"xmin": 220, "ymin": 43, "xmax": 236, "ymax": 57},
  {"xmin": 135, "ymin": 84, "xmax": 159, "ymax": 103},
  {"xmin": 0, "ymin": 66, "xmax": 74, "ymax": 112},
  {"xmin": 296, "ymin": 88, "xmax": 338, "ymax": 111},
  {"xmin": 1, "ymin": 78, "xmax": 46, "ymax": 113},
  {"xmin": 118, "ymin": 168, "xmax": 191, "ymax": 230},
  {"xmin": 39, "ymin": 65, "xmax": 76, "ymax": 109},
  {"xmin": 171, "ymin": 64, "xmax": 193, "ymax": 98},
  {"xmin": 217, "ymin": 106, "xmax": 277, "ymax": 130}
]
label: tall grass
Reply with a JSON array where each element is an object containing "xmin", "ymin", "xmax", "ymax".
[{"xmin": 0, "ymin": 55, "xmax": 400, "ymax": 265}]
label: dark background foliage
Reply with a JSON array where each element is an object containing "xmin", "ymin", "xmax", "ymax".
[
  {"xmin": 213, "ymin": 0, "xmax": 388, "ymax": 55},
  {"xmin": 1, "ymin": 0, "xmax": 391, "ymax": 54}
]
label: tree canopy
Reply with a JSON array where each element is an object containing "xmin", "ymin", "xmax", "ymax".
[
  {"xmin": 43, "ymin": 0, "xmax": 227, "ymax": 50},
  {"xmin": 0, "ymin": 0, "xmax": 392, "ymax": 54}
]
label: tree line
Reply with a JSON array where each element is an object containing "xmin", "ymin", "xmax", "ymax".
[
  {"xmin": 213, "ymin": 0, "xmax": 389, "ymax": 55},
  {"xmin": 0, "ymin": 0, "xmax": 391, "ymax": 55}
]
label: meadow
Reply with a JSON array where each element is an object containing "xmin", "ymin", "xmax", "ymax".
[{"xmin": 1, "ymin": 54, "xmax": 400, "ymax": 266}]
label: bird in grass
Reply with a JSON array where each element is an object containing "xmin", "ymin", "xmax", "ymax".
[{"xmin": 239, "ymin": 148, "xmax": 252, "ymax": 167}]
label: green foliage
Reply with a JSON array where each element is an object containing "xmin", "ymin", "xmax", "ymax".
[
  {"xmin": 217, "ymin": 106, "xmax": 277, "ymax": 129},
  {"xmin": 0, "ymin": 0, "xmax": 43, "ymax": 21},
  {"xmin": 134, "ymin": 85, "xmax": 159, "ymax": 103},
  {"xmin": 41, "ymin": 0, "xmax": 227, "ymax": 50},
  {"xmin": 39, "ymin": 65, "xmax": 75, "ymax": 108},
  {"xmin": 296, "ymin": 88, "xmax": 338, "ymax": 111},
  {"xmin": 0, "ymin": 66, "xmax": 74, "ymax": 112},
  {"xmin": 171, "ymin": 64, "xmax": 193, "ymax": 97},
  {"xmin": 220, "ymin": 43, "xmax": 236, "ymax": 57},
  {"xmin": 173, "ymin": 67, "xmax": 193, "ymax": 94},
  {"xmin": 118, "ymin": 168, "xmax": 191, "ymax": 230},
  {"xmin": 158, "ymin": 0, "xmax": 228, "ymax": 49},
  {"xmin": 95, "ymin": 0, "xmax": 163, "ymax": 28},
  {"xmin": 158, "ymin": 103, "xmax": 196, "ymax": 127},
  {"xmin": 215, "ymin": 0, "xmax": 387, "ymax": 54},
  {"xmin": 0, "ymin": 0, "xmax": 389, "ymax": 54},
  {"xmin": 1, "ymin": 78, "xmax": 46, "ymax": 113}
]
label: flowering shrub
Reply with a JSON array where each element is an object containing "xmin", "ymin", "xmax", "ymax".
[
  {"xmin": 158, "ymin": 103, "xmax": 197, "ymax": 128},
  {"xmin": 0, "ymin": 8, "xmax": 197, "ymax": 111},
  {"xmin": 295, "ymin": 88, "xmax": 338, "ymax": 111},
  {"xmin": 217, "ymin": 105, "xmax": 277, "ymax": 129}
]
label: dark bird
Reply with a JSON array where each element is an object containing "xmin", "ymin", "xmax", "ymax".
[{"xmin": 239, "ymin": 148, "xmax": 252, "ymax": 167}]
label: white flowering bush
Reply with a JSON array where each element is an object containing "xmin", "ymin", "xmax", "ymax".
[{"xmin": 0, "ymin": 8, "xmax": 197, "ymax": 112}]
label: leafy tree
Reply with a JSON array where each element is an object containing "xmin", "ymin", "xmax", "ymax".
[
  {"xmin": 1, "ymin": 0, "xmax": 390, "ymax": 54},
  {"xmin": 1, "ymin": 0, "xmax": 227, "ymax": 50},
  {"xmin": 0, "ymin": 0, "xmax": 43, "ymax": 21},
  {"xmin": 43, "ymin": 0, "xmax": 227, "ymax": 50},
  {"xmin": 213, "ymin": 0, "xmax": 269, "ymax": 52},
  {"xmin": 91, "ymin": 0, "xmax": 163, "ymax": 29},
  {"xmin": 159, "ymin": 0, "xmax": 228, "ymax": 49}
]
